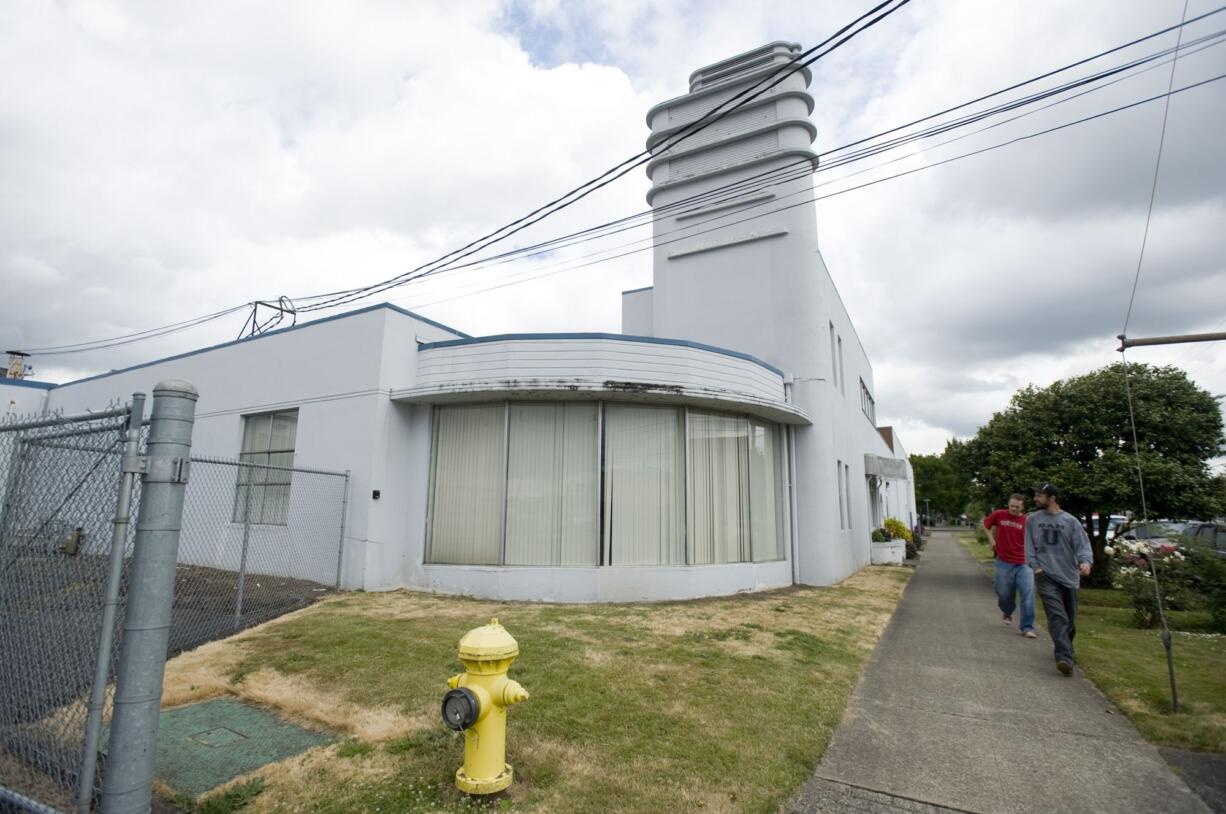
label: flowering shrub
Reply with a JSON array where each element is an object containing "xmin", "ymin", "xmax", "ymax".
[
  {"xmin": 1108, "ymin": 539, "xmax": 1198, "ymax": 628},
  {"xmin": 883, "ymin": 517, "xmax": 912, "ymax": 543}
]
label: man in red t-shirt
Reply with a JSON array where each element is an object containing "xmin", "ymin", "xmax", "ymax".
[{"xmin": 984, "ymin": 493, "xmax": 1037, "ymax": 638}]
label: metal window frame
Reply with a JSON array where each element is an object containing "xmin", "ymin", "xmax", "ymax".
[
  {"xmin": 423, "ymin": 405, "xmax": 440, "ymax": 563},
  {"xmin": 498, "ymin": 401, "xmax": 510, "ymax": 566},
  {"xmin": 235, "ymin": 407, "xmax": 299, "ymax": 526},
  {"xmin": 836, "ymin": 458, "xmax": 846, "ymax": 529}
]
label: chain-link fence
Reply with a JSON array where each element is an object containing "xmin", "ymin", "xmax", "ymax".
[
  {"xmin": 0, "ymin": 400, "xmax": 350, "ymax": 813},
  {"xmin": 0, "ymin": 406, "xmax": 134, "ymax": 813},
  {"xmin": 171, "ymin": 456, "xmax": 348, "ymax": 654}
]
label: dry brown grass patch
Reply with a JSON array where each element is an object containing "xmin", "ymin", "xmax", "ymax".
[
  {"xmin": 161, "ymin": 637, "xmax": 249, "ymax": 708},
  {"xmin": 235, "ymin": 668, "xmax": 423, "ymax": 741},
  {"xmin": 233, "ymin": 743, "xmax": 402, "ymax": 814}
]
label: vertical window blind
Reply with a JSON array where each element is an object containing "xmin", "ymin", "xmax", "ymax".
[
  {"xmin": 687, "ymin": 411, "xmax": 749, "ymax": 565},
  {"xmin": 505, "ymin": 403, "xmax": 599, "ymax": 566},
  {"xmin": 844, "ymin": 463, "xmax": 853, "ymax": 528},
  {"xmin": 836, "ymin": 459, "xmax": 847, "ymax": 529},
  {"xmin": 426, "ymin": 403, "xmax": 505, "ymax": 564},
  {"xmin": 749, "ymin": 420, "xmax": 785, "ymax": 562},
  {"xmin": 426, "ymin": 402, "xmax": 786, "ymax": 567},
  {"xmin": 603, "ymin": 404, "xmax": 686, "ymax": 565}
]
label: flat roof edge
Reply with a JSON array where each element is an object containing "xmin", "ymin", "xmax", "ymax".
[
  {"xmin": 0, "ymin": 377, "xmax": 57, "ymax": 390},
  {"xmin": 53, "ymin": 302, "xmax": 468, "ymax": 390}
]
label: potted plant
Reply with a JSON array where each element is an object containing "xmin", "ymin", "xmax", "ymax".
[{"xmin": 871, "ymin": 519, "xmax": 910, "ymax": 565}]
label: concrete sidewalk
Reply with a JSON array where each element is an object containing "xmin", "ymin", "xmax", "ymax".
[{"xmin": 783, "ymin": 532, "xmax": 1211, "ymax": 814}]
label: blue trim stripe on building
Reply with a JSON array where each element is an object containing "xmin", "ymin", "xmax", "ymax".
[
  {"xmin": 55, "ymin": 303, "xmax": 470, "ymax": 389},
  {"xmin": 620, "ymin": 285, "xmax": 653, "ymax": 295},
  {"xmin": 0, "ymin": 377, "xmax": 56, "ymax": 390},
  {"xmin": 417, "ymin": 332, "xmax": 785, "ymax": 377}
]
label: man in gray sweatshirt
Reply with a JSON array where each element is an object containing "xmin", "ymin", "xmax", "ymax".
[{"xmin": 1024, "ymin": 483, "xmax": 1093, "ymax": 676}]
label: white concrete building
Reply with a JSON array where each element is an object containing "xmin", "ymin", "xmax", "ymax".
[{"xmin": 1, "ymin": 42, "xmax": 915, "ymax": 601}]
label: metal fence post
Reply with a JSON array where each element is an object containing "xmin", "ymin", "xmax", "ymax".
[
  {"xmin": 0, "ymin": 426, "xmax": 30, "ymax": 576},
  {"xmin": 234, "ymin": 473, "xmax": 252, "ymax": 630},
  {"xmin": 76, "ymin": 394, "xmax": 146, "ymax": 814},
  {"xmin": 101, "ymin": 381, "xmax": 197, "ymax": 814},
  {"xmin": 334, "ymin": 470, "xmax": 350, "ymax": 589}
]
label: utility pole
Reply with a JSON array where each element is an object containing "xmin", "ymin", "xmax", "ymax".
[
  {"xmin": 1117, "ymin": 331, "xmax": 1226, "ymax": 351},
  {"xmin": 1116, "ymin": 329, "xmax": 1225, "ymax": 716}
]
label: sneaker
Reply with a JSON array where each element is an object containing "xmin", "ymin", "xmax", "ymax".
[
  {"xmin": 1023, "ymin": 629, "xmax": 1038, "ymax": 639},
  {"xmin": 1056, "ymin": 660, "xmax": 1073, "ymax": 676},
  {"xmin": 1002, "ymin": 613, "xmax": 1012, "ymax": 624}
]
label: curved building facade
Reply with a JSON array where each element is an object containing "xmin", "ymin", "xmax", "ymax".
[{"xmin": 21, "ymin": 42, "xmax": 915, "ymax": 602}]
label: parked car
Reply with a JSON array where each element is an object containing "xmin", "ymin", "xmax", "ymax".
[
  {"xmin": 1091, "ymin": 514, "xmax": 1126, "ymax": 538},
  {"xmin": 1181, "ymin": 521, "xmax": 1226, "ymax": 558},
  {"xmin": 1111, "ymin": 521, "xmax": 1184, "ymax": 547}
]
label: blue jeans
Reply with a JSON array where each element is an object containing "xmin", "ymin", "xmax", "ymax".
[{"xmin": 994, "ymin": 559, "xmax": 1036, "ymax": 632}]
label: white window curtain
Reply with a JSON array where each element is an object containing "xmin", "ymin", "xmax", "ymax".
[
  {"xmin": 749, "ymin": 420, "xmax": 784, "ymax": 562},
  {"xmin": 687, "ymin": 411, "xmax": 749, "ymax": 565},
  {"xmin": 427, "ymin": 404, "xmax": 505, "ymax": 565},
  {"xmin": 603, "ymin": 404, "xmax": 685, "ymax": 565},
  {"xmin": 505, "ymin": 403, "xmax": 599, "ymax": 566}
]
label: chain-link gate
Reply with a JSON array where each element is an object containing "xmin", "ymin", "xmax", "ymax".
[
  {"xmin": 0, "ymin": 394, "xmax": 350, "ymax": 813},
  {"xmin": 0, "ymin": 406, "xmax": 135, "ymax": 813}
]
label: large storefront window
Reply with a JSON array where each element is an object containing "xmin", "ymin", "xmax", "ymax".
[{"xmin": 426, "ymin": 402, "xmax": 787, "ymax": 567}]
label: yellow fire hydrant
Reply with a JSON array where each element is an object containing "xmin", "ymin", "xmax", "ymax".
[{"xmin": 441, "ymin": 618, "xmax": 529, "ymax": 795}]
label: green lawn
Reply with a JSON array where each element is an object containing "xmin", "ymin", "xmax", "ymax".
[
  {"xmin": 161, "ymin": 567, "xmax": 912, "ymax": 814},
  {"xmin": 956, "ymin": 533, "xmax": 1226, "ymax": 753}
]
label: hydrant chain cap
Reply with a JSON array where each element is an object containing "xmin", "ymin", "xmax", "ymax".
[{"xmin": 458, "ymin": 617, "xmax": 519, "ymax": 662}]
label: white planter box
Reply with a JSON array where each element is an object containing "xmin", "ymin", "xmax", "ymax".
[{"xmin": 871, "ymin": 539, "xmax": 906, "ymax": 565}]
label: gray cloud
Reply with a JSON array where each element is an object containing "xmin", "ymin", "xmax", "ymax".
[{"xmin": 2, "ymin": 0, "xmax": 1222, "ymax": 453}]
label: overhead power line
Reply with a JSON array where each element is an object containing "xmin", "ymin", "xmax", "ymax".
[
  {"xmin": 297, "ymin": 3, "xmax": 1226, "ymax": 310},
  {"xmin": 383, "ymin": 30, "xmax": 1226, "ymax": 301},
  {"xmin": 18, "ymin": 305, "xmax": 249, "ymax": 356},
  {"xmin": 390, "ymin": 71, "xmax": 1226, "ymax": 311},
  {"xmin": 15, "ymin": 6, "xmax": 1225, "ymax": 358},
  {"xmin": 295, "ymin": 0, "xmax": 916, "ymax": 313}
]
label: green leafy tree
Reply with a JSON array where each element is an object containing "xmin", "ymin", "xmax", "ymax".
[
  {"xmin": 910, "ymin": 447, "xmax": 971, "ymax": 522},
  {"xmin": 960, "ymin": 363, "xmax": 1224, "ymax": 584}
]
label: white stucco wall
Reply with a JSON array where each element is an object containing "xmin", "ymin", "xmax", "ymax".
[
  {"xmin": 621, "ymin": 287, "xmax": 654, "ymax": 336},
  {"xmin": 5, "ymin": 42, "xmax": 919, "ymax": 602},
  {"xmin": 38, "ymin": 304, "xmax": 466, "ymax": 590},
  {"xmin": 640, "ymin": 42, "xmax": 914, "ymax": 586},
  {"xmin": 1, "ymin": 380, "xmax": 53, "ymax": 418}
]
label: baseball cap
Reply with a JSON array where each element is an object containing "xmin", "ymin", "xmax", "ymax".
[{"xmin": 1033, "ymin": 483, "xmax": 1060, "ymax": 498}]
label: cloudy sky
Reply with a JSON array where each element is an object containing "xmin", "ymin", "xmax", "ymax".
[{"xmin": 2, "ymin": 0, "xmax": 1223, "ymax": 454}]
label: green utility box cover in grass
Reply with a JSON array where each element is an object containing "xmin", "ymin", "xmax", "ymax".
[{"xmin": 108, "ymin": 697, "xmax": 333, "ymax": 798}]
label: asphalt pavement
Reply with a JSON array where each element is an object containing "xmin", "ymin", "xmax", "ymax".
[{"xmin": 782, "ymin": 531, "xmax": 1213, "ymax": 814}]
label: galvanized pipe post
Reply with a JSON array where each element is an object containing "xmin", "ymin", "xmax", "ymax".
[
  {"xmin": 234, "ymin": 473, "xmax": 253, "ymax": 630},
  {"xmin": 77, "ymin": 393, "xmax": 146, "ymax": 814},
  {"xmin": 0, "ymin": 429, "xmax": 27, "ymax": 607},
  {"xmin": 334, "ymin": 470, "xmax": 350, "ymax": 589},
  {"xmin": 101, "ymin": 381, "xmax": 197, "ymax": 814}
]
